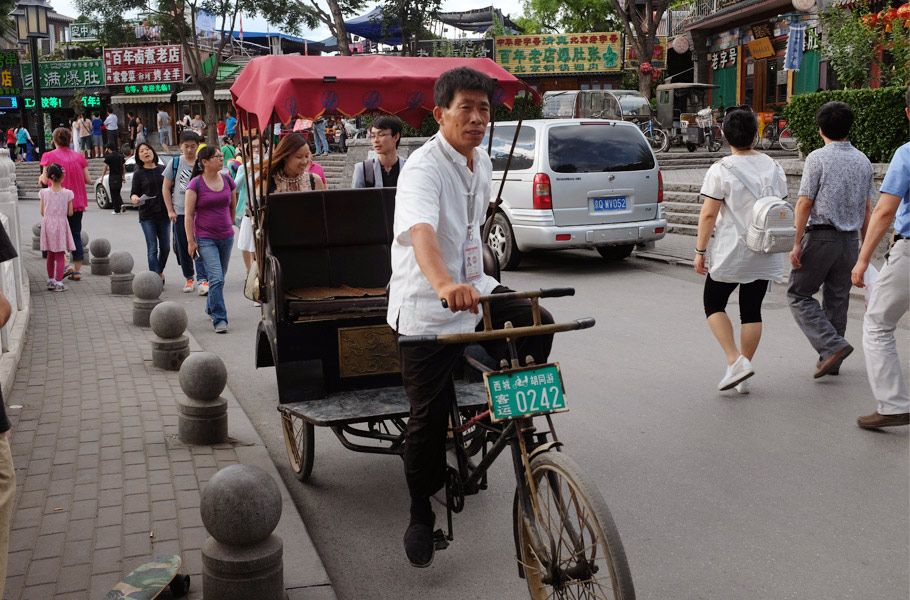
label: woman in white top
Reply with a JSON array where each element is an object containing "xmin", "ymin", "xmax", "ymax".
[{"xmin": 694, "ymin": 109, "xmax": 789, "ymax": 393}]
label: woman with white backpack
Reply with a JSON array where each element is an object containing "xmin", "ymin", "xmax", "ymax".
[{"xmin": 693, "ymin": 108, "xmax": 791, "ymax": 394}]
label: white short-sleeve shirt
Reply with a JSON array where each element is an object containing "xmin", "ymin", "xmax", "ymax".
[
  {"xmin": 700, "ymin": 153, "xmax": 788, "ymax": 283},
  {"xmin": 387, "ymin": 132, "xmax": 500, "ymax": 335}
]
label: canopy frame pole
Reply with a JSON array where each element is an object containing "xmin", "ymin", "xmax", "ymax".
[{"xmin": 482, "ymin": 116, "xmax": 522, "ymax": 242}]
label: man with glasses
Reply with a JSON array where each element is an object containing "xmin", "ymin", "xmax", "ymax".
[{"xmin": 352, "ymin": 115, "xmax": 407, "ymax": 188}]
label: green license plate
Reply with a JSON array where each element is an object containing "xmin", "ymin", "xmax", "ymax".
[{"xmin": 484, "ymin": 363, "xmax": 567, "ymax": 422}]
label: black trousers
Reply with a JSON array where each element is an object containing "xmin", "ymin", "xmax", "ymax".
[
  {"xmin": 399, "ymin": 286, "xmax": 554, "ymax": 499},
  {"xmin": 109, "ymin": 181, "xmax": 122, "ymax": 213}
]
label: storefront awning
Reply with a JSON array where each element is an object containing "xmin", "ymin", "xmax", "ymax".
[
  {"xmin": 176, "ymin": 89, "xmax": 233, "ymax": 102},
  {"xmin": 110, "ymin": 93, "xmax": 173, "ymax": 104}
]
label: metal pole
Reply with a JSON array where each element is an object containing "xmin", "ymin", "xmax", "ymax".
[{"xmin": 30, "ymin": 36, "xmax": 45, "ymax": 156}]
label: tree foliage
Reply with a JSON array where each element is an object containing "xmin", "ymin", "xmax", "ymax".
[
  {"xmin": 520, "ymin": 0, "xmax": 619, "ymax": 35},
  {"xmin": 608, "ymin": 0, "xmax": 670, "ymax": 97},
  {"xmin": 295, "ymin": 0, "xmax": 367, "ymax": 56},
  {"xmin": 0, "ymin": 0, "xmax": 16, "ymax": 37},
  {"xmin": 378, "ymin": 0, "xmax": 441, "ymax": 56},
  {"xmin": 819, "ymin": 7, "xmax": 879, "ymax": 88}
]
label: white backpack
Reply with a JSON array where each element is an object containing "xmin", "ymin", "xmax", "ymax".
[{"xmin": 722, "ymin": 160, "xmax": 795, "ymax": 254}]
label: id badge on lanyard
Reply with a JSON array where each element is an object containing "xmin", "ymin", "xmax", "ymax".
[{"xmin": 435, "ymin": 141, "xmax": 483, "ymax": 282}]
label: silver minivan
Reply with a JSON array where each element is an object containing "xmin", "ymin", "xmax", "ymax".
[{"xmin": 482, "ymin": 118, "xmax": 666, "ymax": 269}]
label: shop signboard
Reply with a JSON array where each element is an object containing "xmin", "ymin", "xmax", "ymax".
[
  {"xmin": 416, "ymin": 39, "xmax": 493, "ymax": 59},
  {"xmin": 71, "ymin": 22, "xmax": 100, "ymax": 42},
  {"xmin": 803, "ymin": 26, "xmax": 820, "ymax": 51},
  {"xmin": 626, "ymin": 37, "xmax": 668, "ymax": 69},
  {"xmin": 23, "ymin": 95, "xmax": 102, "ymax": 109},
  {"xmin": 0, "ymin": 50, "xmax": 22, "ymax": 97},
  {"xmin": 124, "ymin": 83, "xmax": 173, "ymax": 94},
  {"xmin": 103, "ymin": 45, "xmax": 183, "ymax": 85},
  {"xmin": 709, "ymin": 47, "xmax": 738, "ymax": 70},
  {"xmin": 495, "ymin": 32, "xmax": 622, "ymax": 75},
  {"xmin": 22, "ymin": 59, "xmax": 105, "ymax": 89}
]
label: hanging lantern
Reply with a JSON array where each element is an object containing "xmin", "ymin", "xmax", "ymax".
[
  {"xmin": 640, "ymin": 62, "xmax": 652, "ymax": 74},
  {"xmin": 896, "ymin": 3, "xmax": 910, "ymax": 26},
  {"xmin": 650, "ymin": 68, "xmax": 662, "ymax": 80},
  {"xmin": 672, "ymin": 35, "xmax": 690, "ymax": 54}
]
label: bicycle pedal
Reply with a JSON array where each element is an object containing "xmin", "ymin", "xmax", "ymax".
[{"xmin": 433, "ymin": 529, "xmax": 449, "ymax": 551}]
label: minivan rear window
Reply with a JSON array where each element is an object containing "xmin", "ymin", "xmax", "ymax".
[
  {"xmin": 482, "ymin": 124, "xmax": 536, "ymax": 171},
  {"xmin": 548, "ymin": 124, "xmax": 655, "ymax": 173}
]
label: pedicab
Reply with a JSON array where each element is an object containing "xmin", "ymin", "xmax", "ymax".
[
  {"xmin": 655, "ymin": 82, "xmax": 722, "ymax": 151},
  {"xmin": 229, "ymin": 55, "xmax": 636, "ymax": 598}
]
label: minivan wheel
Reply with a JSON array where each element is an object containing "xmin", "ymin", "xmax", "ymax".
[
  {"xmin": 596, "ymin": 244, "xmax": 634, "ymax": 260},
  {"xmin": 487, "ymin": 212, "xmax": 522, "ymax": 270},
  {"xmin": 95, "ymin": 185, "xmax": 111, "ymax": 209}
]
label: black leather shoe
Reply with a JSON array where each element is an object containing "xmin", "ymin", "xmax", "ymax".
[{"xmin": 403, "ymin": 514, "xmax": 435, "ymax": 568}]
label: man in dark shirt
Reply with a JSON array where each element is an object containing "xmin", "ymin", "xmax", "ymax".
[
  {"xmin": 102, "ymin": 144, "xmax": 126, "ymax": 214},
  {"xmin": 0, "ymin": 220, "xmax": 17, "ymax": 598},
  {"xmin": 351, "ymin": 115, "xmax": 406, "ymax": 188}
]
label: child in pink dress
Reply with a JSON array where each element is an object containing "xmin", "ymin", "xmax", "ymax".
[{"xmin": 39, "ymin": 163, "xmax": 75, "ymax": 291}]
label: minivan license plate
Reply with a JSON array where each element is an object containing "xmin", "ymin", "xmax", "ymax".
[
  {"xmin": 484, "ymin": 363, "xmax": 567, "ymax": 422},
  {"xmin": 592, "ymin": 196, "xmax": 627, "ymax": 212}
]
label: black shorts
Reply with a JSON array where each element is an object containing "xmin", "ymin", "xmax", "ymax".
[{"xmin": 703, "ymin": 275, "xmax": 769, "ymax": 324}]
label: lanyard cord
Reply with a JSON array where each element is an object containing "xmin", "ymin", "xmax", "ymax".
[{"xmin": 433, "ymin": 138, "xmax": 478, "ymax": 236}]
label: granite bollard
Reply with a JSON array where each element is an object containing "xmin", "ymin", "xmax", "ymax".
[
  {"xmin": 201, "ymin": 464, "xmax": 283, "ymax": 600},
  {"xmin": 89, "ymin": 238, "xmax": 112, "ymax": 275},
  {"xmin": 110, "ymin": 251, "xmax": 135, "ymax": 295},
  {"xmin": 31, "ymin": 222, "xmax": 41, "ymax": 251},
  {"xmin": 79, "ymin": 230, "xmax": 90, "ymax": 261},
  {"xmin": 177, "ymin": 352, "xmax": 228, "ymax": 445},
  {"xmin": 132, "ymin": 271, "xmax": 163, "ymax": 327},
  {"xmin": 149, "ymin": 301, "xmax": 190, "ymax": 370}
]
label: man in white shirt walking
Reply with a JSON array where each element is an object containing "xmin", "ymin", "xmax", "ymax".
[{"xmin": 387, "ymin": 68, "xmax": 554, "ymax": 568}]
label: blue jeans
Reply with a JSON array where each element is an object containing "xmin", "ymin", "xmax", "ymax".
[
  {"xmin": 173, "ymin": 216, "xmax": 208, "ymax": 281},
  {"xmin": 139, "ymin": 218, "xmax": 170, "ymax": 274},
  {"xmin": 197, "ymin": 236, "xmax": 233, "ymax": 326},
  {"xmin": 314, "ymin": 120, "xmax": 329, "ymax": 154}
]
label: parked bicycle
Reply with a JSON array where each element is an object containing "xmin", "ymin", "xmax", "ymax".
[
  {"xmin": 759, "ymin": 115, "xmax": 798, "ymax": 151},
  {"xmin": 638, "ymin": 118, "xmax": 669, "ymax": 153}
]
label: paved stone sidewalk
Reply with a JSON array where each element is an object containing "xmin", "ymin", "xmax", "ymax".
[{"xmin": 4, "ymin": 253, "xmax": 333, "ymax": 599}]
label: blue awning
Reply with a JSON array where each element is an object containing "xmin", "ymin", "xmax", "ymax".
[{"xmin": 344, "ymin": 7, "xmax": 402, "ymax": 45}]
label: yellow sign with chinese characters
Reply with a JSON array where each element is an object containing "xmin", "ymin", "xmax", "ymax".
[{"xmin": 495, "ymin": 32, "xmax": 623, "ymax": 76}]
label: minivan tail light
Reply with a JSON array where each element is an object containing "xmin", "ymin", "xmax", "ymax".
[
  {"xmin": 533, "ymin": 173, "xmax": 552, "ymax": 210},
  {"xmin": 657, "ymin": 169, "xmax": 664, "ymax": 203}
]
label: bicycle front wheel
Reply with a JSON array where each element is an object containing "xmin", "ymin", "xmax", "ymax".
[
  {"xmin": 649, "ymin": 128, "xmax": 669, "ymax": 153},
  {"xmin": 514, "ymin": 451, "xmax": 635, "ymax": 600},
  {"xmin": 778, "ymin": 127, "xmax": 798, "ymax": 151},
  {"xmin": 759, "ymin": 124, "xmax": 774, "ymax": 150}
]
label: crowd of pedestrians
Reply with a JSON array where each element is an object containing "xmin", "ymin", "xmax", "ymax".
[{"xmin": 694, "ymin": 90, "xmax": 910, "ymax": 431}]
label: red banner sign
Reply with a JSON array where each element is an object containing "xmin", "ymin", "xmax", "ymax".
[{"xmin": 103, "ymin": 45, "xmax": 183, "ymax": 86}]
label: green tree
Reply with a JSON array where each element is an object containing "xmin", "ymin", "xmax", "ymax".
[
  {"xmin": 819, "ymin": 6, "xmax": 879, "ymax": 88},
  {"xmin": 296, "ymin": 0, "xmax": 368, "ymax": 56},
  {"xmin": 378, "ymin": 0, "xmax": 441, "ymax": 56},
  {"xmin": 520, "ymin": 0, "xmax": 619, "ymax": 34},
  {"xmin": 75, "ymin": 0, "xmax": 310, "ymax": 143},
  {"xmin": 0, "ymin": 0, "xmax": 16, "ymax": 37},
  {"xmin": 608, "ymin": 0, "xmax": 670, "ymax": 96}
]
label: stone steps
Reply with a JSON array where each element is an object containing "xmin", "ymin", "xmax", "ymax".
[{"xmin": 663, "ymin": 200, "xmax": 701, "ymax": 215}]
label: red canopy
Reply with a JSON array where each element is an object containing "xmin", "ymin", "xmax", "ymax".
[{"xmin": 229, "ymin": 55, "xmax": 537, "ymax": 128}]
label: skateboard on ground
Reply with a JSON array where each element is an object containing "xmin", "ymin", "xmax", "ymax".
[{"xmin": 103, "ymin": 554, "xmax": 190, "ymax": 600}]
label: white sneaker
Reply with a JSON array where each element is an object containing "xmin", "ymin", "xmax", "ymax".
[
  {"xmin": 183, "ymin": 278, "xmax": 195, "ymax": 293},
  {"xmin": 734, "ymin": 379, "xmax": 751, "ymax": 394},
  {"xmin": 718, "ymin": 355, "xmax": 754, "ymax": 391},
  {"xmin": 47, "ymin": 278, "xmax": 56, "ymax": 290},
  {"xmin": 53, "ymin": 281, "xmax": 68, "ymax": 292},
  {"xmin": 198, "ymin": 281, "xmax": 209, "ymax": 296}
]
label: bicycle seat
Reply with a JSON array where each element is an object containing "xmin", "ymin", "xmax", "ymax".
[{"xmin": 463, "ymin": 344, "xmax": 498, "ymax": 375}]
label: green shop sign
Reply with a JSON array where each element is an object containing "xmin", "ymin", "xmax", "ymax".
[
  {"xmin": 24, "ymin": 95, "xmax": 102, "ymax": 109},
  {"xmin": 124, "ymin": 83, "xmax": 173, "ymax": 94},
  {"xmin": 22, "ymin": 59, "xmax": 105, "ymax": 90}
]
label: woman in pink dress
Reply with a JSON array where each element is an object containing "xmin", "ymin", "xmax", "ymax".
[
  {"xmin": 39, "ymin": 128, "xmax": 90, "ymax": 280},
  {"xmin": 39, "ymin": 163, "xmax": 75, "ymax": 291}
]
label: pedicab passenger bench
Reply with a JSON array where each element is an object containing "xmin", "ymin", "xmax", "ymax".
[{"xmin": 261, "ymin": 188, "xmax": 486, "ymax": 431}]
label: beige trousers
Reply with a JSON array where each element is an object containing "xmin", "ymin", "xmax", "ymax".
[{"xmin": 0, "ymin": 435, "xmax": 15, "ymax": 600}]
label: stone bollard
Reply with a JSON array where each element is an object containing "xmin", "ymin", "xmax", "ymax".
[
  {"xmin": 89, "ymin": 238, "xmax": 112, "ymax": 275},
  {"xmin": 177, "ymin": 352, "xmax": 228, "ymax": 445},
  {"xmin": 201, "ymin": 465, "xmax": 283, "ymax": 600},
  {"xmin": 110, "ymin": 251, "xmax": 135, "ymax": 295},
  {"xmin": 132, "ymin": 271, "xmax": 163, "ymax": 327},
  {"xmin": 31, "ymin": 223, "xmax": 41, "ymax": 251},
  {"xmin": 80, "ymin": 230, "xmax": 89, "ymax": 258},
  {"xmin": 149, "ymin": 301, "xmax": 190, "ymax": 370}
]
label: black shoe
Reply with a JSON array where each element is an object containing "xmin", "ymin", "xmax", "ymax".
[{"xmin": 403, "ymin": 514, "xmax": 435, "ymax": 568}]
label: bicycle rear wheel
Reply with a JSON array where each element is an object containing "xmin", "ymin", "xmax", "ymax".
[
  {"xmin": 514, "ymin": 451, "xmax": 635, "ymax": 599},
  {"xmin": 646, "ymin": 128, "xmax": 668, "ymax": 153},
  {"xmin": 778, "ymin": 127, "xmax": 798, "ymax": 151}
]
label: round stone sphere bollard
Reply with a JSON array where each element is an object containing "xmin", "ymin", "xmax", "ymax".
[
  {"xmin": 80, "ymin": 230, "xmax": 90, "ymax": 261},
  {"xmin": 132, "ymin": 271, "xmax": 163, "ymax": 327},
  {"xmin": 89, "ymin": 238, "xmax": 112, "ymax": 276},
  {"xmin": 149, "ymin": 302, "xmax": 190, "ymax": 370},
  {"xmin": 201, "ymin": 465, "xmax": 283, "ymax": 600},
  {"xmin": 177, "ymin": 352, "xmax": 228, "ymax": 445},
  {"xmin": 31, "ymin": 222, "xmax": 41, "ymax": 251},
  {"xmin": 110, "ymin": 251, "xmax": 135, "ymax": 295}
]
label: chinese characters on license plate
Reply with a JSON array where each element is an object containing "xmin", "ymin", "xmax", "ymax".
[
  {"xmin": 484, "ymin": 363, "xmax": 567, "ymax": 422},
  {"xmin": 592, "ymin": 196, "xmax": 627, "ymax": 211}
]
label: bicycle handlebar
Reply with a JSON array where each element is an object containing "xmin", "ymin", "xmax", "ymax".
[
  {"xmin": 440, "ymin": 287, "xmax": 575, "ymax": 309},
  {"xmin": 398, "ymin": 317, "xmax": 595, "ymax": 347}
]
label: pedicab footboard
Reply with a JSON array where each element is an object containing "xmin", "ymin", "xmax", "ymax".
[{"xmin": 276, "ymin": 381, "xmax": 489, "ymax": 427}]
